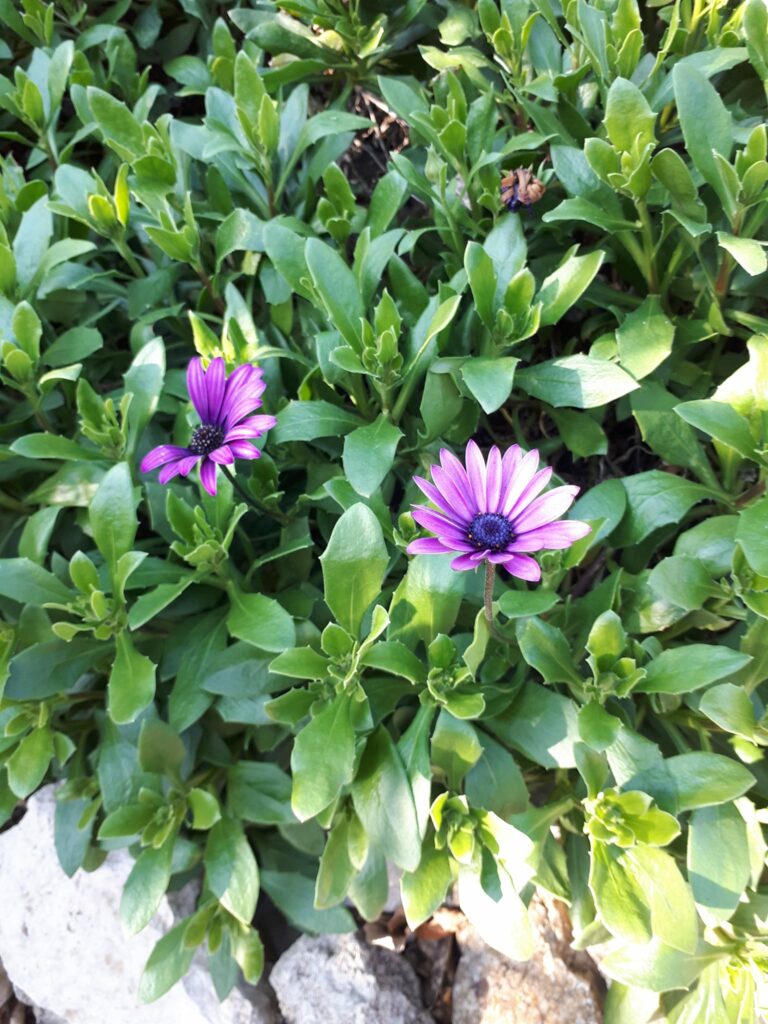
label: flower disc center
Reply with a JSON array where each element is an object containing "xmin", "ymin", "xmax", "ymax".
[
  {"xmin": 189, "ymin": 423, "xmax": 225, "ymax": 456},
  {"xmin": 467, "ymin": 513, "xmax": 513, "ymax": 552}
]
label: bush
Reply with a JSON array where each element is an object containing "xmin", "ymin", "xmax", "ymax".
[{"xmin": 1, "ymin": 0, "xmax": 767, "ymax": 1017}]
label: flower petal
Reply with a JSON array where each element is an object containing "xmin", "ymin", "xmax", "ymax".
[
  {"xmin": 176, "ymin": 455, "xmax": 202, "ymax": 478},
  {"xmin": 411, "ymin": 504, "xmax": 465, "ymax": 538},
  {"xmin": 500, "ymin": 554, "xmax": 542, "ymax": 581},
  {"xmin": 507, "ymin": 466, "xmax": 553, "ymax": 520},
  {"xmin": 512, "ymin": 485, "xmax": 579, "ymax": 533},
  {"xmin": 406, "ymin": 537, "xmax": 453, "ymax": 555},
  {"xmin": 205, "ymin": 357, "xmax": 227, "ymax": 425},
  {"xmin": 485, "ymin": 446, "xmax": 503, "ymax": 514},
  {"xmin": 200, "ymin": 458, "xmax": 218, "ymax": 496},
  {"xmin": 431, "ymin": 465, "xmax": 475, "ymax": 520},
  {"xmin": 499, "ymin": 448, "xmax": 539, "ymax": 517},
  {"xmin": 511, "ymin": 520, "xmax": 592, "ymax": 551},
  {"xmin": 208, "ymin": 445, "xmax": 234, "ymax": 465},
  {"xmin": 451, "ymin": 553, "xmax": 484, "ymax": 571},
  {"xmin": 228, "ymin": 440, "xmax": 262, "ymax": 460},
  {"xmin": 465, "ymin": 440, "xmax": 487, "ymax": 512},
  {"xmin": 187, "ymin": 358, "xmax": 208, "ymax": 420},
  {"xmin": 439, "ymin": 447, "xmax": 471, "ymax": 494},
  {"xmin": 224, "ymin": 415, "xmax": 276, "ymax": 441},
  {"xmin": 158, "ymin": 454, "xmax": 200, "ymax": 484},
  {"xmin": 140, "ymin": 445, "xmax": 191, "ymax": 473},
  {"xmin": 414, "ymin": 475, "xmax": 467, "ymax": 521},
  {"xmin": 498, "ymin": 445, "xmax": 522, "ymax": 507}
]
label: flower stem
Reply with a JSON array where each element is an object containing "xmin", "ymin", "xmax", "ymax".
[
  {"xmin": 219, "ymin": 465, "xmax": 289, "ymax": 524},
  {"xmin": 483, "ymin": 561, "xmax": 509, "ymax": 644}
]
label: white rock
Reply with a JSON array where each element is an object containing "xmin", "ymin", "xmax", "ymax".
[
  {"xmin": 270, "ymin": 934, "xmax": 431, "ymax": 1024},
  {"xmin": 0, "ymin": 786, "xmax": 276, "ymax": 1024}
]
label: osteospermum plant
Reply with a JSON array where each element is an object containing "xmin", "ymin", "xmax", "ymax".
[
  {"xmin": 409, "ymin": 440, "xmax": 590, "ymax": 633},
  {"xmin": 140, "ymin": 357, "xmax": 276, "ymax": 496}
]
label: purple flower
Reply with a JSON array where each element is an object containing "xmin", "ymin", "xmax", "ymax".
[
  {"xmin": 140, "ymin": 357, "xmax": 276, "ymax": 496},
  {"xmin": 407, "ymin": 440, "xmax": 591, "ymax": 581}
]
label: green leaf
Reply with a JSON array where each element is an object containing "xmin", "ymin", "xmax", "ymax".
[
  {"xmin": 205, "ymin": 818, "xmax": 259, "ymax": 923},
  {"xmin": 89, "ymin": 463, "xmax": 138, "ymax": 569},
  {"xmin": 10, "ymin": 433, "xmax": 100, "ymax": 461},
  {"xmin": 464, "ymin": 241, "xmax": 496, "ymax": 330},
  {"xmin": 121, "ymin": 841, "xmax": 174, "ymax": 933},
  {"xmin": 590, "ymin": 841, "xmax": 652, "ymax": 945},
  {"xmin": 613, "ymin": 472, "xmax": 713, "ymax": 546},
  {"xmin": 625, "ymin": 845, "xmax": 698, "ymax": 954},
  {"xmin": 260, "ymin": 869, "xmax": 355, "ymax": 934},
  {"xmin": 320, "ymin": 503, "xmax": 388, "ymax": 638},
  {"xmin": 5, "ymin": 638, "xmax": 104, "ymax": 700},
  {"xmin": 673, "ymin": 65, "xmax": 733, "ymax": 212},
  {"xmin": 359, "ymin": 641, "xmax": 426, "ymax": 684},
  {"xmin": 6, "ymin": 727, "xmax": 54, "ymax": 798},
  {"xmin": 716, "ymin": 232, "xmax": 767, "ymax": 276},
  {"xmin": 457, "ymin": 858, "xmax": 533, "ymax": 960},
  {"xmin": 139, "ymin": 921, "xmax": 195, "ymax": 1003},
  {"xmin": 227, "ymin": 762, "xmax": 295, "ymax": 825},
  {"xmin": 315, "ymin": 817, "xmax": 356, "ymax": 909},
  {"xmin": 465, "ymin": 732, "xmax": 529, "ymax": 818},
  {"xmin": 272, "ymin": 400, "xmax": 364, "ymax": 443},
  {"xmin": 305, "ymin": 237, "xmax": 364, "ymax": 351},
  {"xmin": 675, "ymin": 400, "xmax": 757, "ymax": 460},
  {"xmin": 637, "ymin": 645, "xmax": 751, "ymax": 695},
  {"xmin": 138, "ymin": 718, "xmax": 185, "ymax": 778},
  {"xmin": 605, "ymin": 78, "xmax": 656, "ymax": 151},
  {"xmin": 516, "ymin": 617, "xmax": 581, "ymax": 685},
  {"xmin": 598, "ymin": 938, "xmax": 723, "ymax": 994},
  {"xmin": 736, "ymin": 497, "xmax": 768, "ymax": 575},
  {"xmin": 626, "ymin": 752, "xmax": 755, "ymax": 813},
  {"xmin": 388, "ymin": 554, "xmax": 465, "ymax": 648},
  {"xmin": 352, "ymin": 725, "xmax": 421, "ymax": 872},
  {"xmin": 460, "ymin": 356, "xmax": 519, "ymax": 415},
  {"xmin": 487, "ymin": 682, "xmax": 580, "ymax": 769},
  {"xmin": 699, "ymin": 684, "xmax": 758, "ymax": 739},
  {"xmin": 431, "ymin": 711, "xmax": 483, "ymax": 790},
  {"xmin": 647, "ymin": 557, "xmax": 720, "ymax": 612},
  {"xmin": 108, "ymin": 632, "xmax": 156, "ymax": 725},
  {"xmin": 291, "ymin": 693, "xmax": 355, "ymax": 821},
  {"xmin": 550, "ymin": 408, "xmax": 608, "ymax": 458},
  {"xmin": 401, "ymin": 842, "xmax": 454, "ymax": 929},
  {"xmin": 0, "ymin": 557, "xmax": 72, "ymax": 605},
  {"xmin": 688, "ymin": 803, "xmax": 751, "ymax": 923},
  {"xmin": 497, "ymin": 589, "xmax": 559, "ymax": 618},
  {"xmin": 617, "ymin": 297, "xmax": 674, "ymax": 380},
  {"xmin": 536, "ymin": 250, "xmax": 605, "ymax": 327},
  {"xmin": 88, "ymin": 88, "xmax": 145, "ymax": 160},
  {"xmin": 269, "ymin": 646, "xmax": 330, "ymax": 680},
  {"xmin": 226, "ymin": 589, "xmax": 296, "ymax": 653},
  {"xmin": 518, "ymin": 354, "xmax": 638, "ymax": 408},
  {"xmin": 342, "ymin": 415, "xmax": 402, "ymax": 498}
]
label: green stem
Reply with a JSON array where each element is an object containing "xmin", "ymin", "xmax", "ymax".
[
  {"xmin": 219, "ymin": 465, "xmax": 289, "ymax": 524},
  {"xmin": 636, "ymin": 200, "xmax": 659, "ymax": 293},
  {"xmin": 483, "ymin": 562, "xmax": 509, "ymax": 644}
]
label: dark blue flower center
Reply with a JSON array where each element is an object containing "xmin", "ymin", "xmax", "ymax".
[
  {"xmin": 189, "ymin": 423, "xmax": 225, "ymax": 456},
  {"xmin": 466, "ymin": 513, "xmax": 513, "ymax": 552}
]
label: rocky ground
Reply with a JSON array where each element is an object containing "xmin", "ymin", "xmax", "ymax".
[{"xmin": 0, "ymin": 788, "xmax": 604, "ymax": 1024}]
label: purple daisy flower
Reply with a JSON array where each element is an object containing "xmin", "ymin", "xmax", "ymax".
[
  {"xmin": 140, "ymin": 356, "xmax": 276, "ymax": 497},
  {"xmin": 406, "ymin": 440, "xmax": 591, "ymax": 582}
]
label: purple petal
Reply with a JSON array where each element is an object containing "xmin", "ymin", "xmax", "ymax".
[
  {"xmin": 414, "ymin": 476, "xmax": 466, "ymax": 520},
  {"xmin": 498, "ymin": 445, "xmax": 522, "ymax": 504},
  {"xmin": 223, "ymin": 364, "xmax": 257, "ymax": 406},
  {"xmin": 465, "ymin": 440, "xmax": 487, "ymax": 512},
  {"xmin": 451, "ymin": 553, "xmax": 484, "ymax": 571},
  {"xmin": 431, "ymin": 465, "xmax": 475, "ymax": 520},
  {"xmin": 507, "ymin": 466, "xmax": 553, "ymax": 520},
  {"xmin": 140, "ymin": 445, "xmax": 190, "ymax": 473},
  {"xmin": 407, "ymin": 537, "xmax": 453, "ymax": 555},
  {"xmin": 511, "ymin": 520, "xmax": 592, "ymax": 552},
  {"xmin": 187, "ymin": 358, "xmax": 208, "ymax": 421},
  {"xmin": 225, "ymin": 415, "xmax": 276, "ymax": 441},
  {"xmin": 486, "ymin": 446, "xmax": 502, "ymax": 513},
  {"xmin": 500, "ymin": 554, "xmax": 542, "ymax": 581},
  {"xmin": 512, "ymin": 485, "xmax": 580, "ymax": 533},
  {"xmin": 411, "ymin": 505, "xmax": 464, "ymax": 537},
  {"xmin": 200, "ymin": 459, "xmax": 218, "ymax": 496},
  {"xmin": 225, "ymin": 391, "xmax": 266, "ymax": 430},
  {"xmin": 209, "ymin": 445, "xmax": 234, "ymax": 465},
  {"xmin": 176, "ymin": 454, "xmax": 203, "ymax": 478},
  {"xmin": 499, "ymin": 449, "xmax": 539, "ymax": 517},
  {"xmin": 205, "ymin": 357, "xmax": 226, "ymax": 426},
  {"xmin": 439, "ymin": 448, "xmax": 471, "ymax": 495},
  {"xmin": 228, "ymin": 440, "xmax": 261, "ymax": 460}
]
